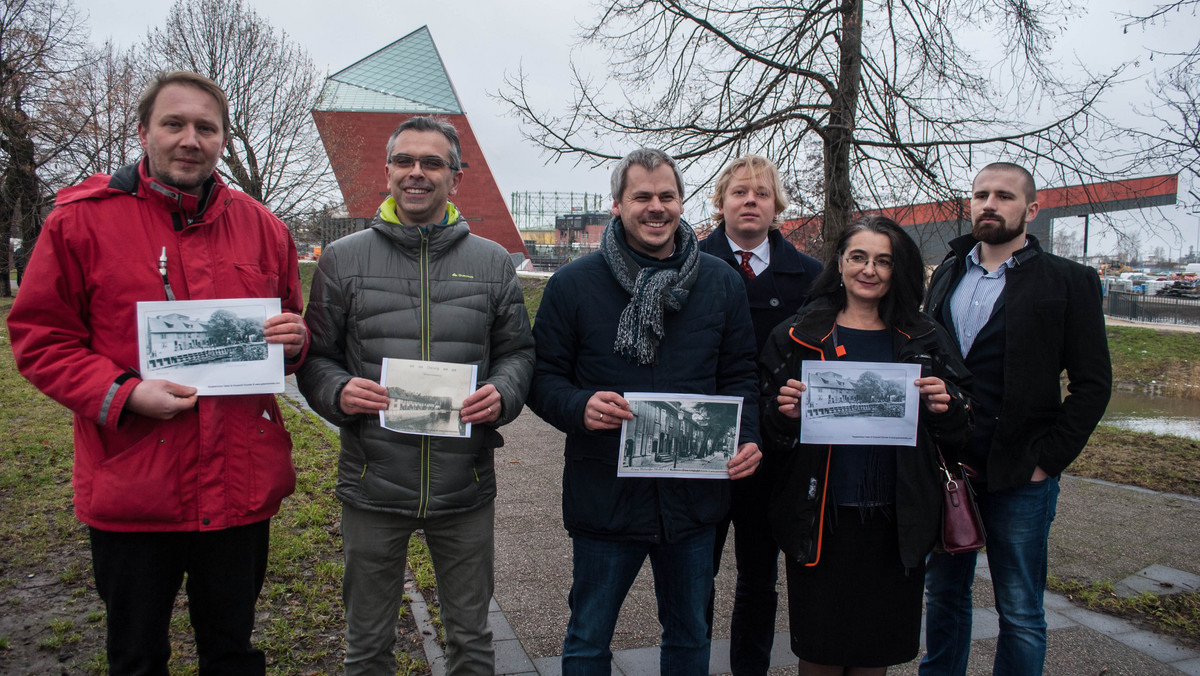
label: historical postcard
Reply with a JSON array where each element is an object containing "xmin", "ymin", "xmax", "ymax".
[
  {"xmin": 136, "ymin": 298, "xmax": 283, "ymax": 395},
  {"xmin": 379, "ymin": 358, "xmax": 478, "ymax": 438},
  {"xmin": 798, "ymin": 360, "xmax": 921, "ymax": 446},
  {"xmin": 617, "ymin": 393, "xmax": 743, "ymax": 479}
]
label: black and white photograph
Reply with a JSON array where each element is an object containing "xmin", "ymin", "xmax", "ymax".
[
  {"xmin": 617, "ymin": 393, "xmax": 743, "ymax": 479},
  {"xmin": 798, "ymin": 360, "xmax": 922, "ymax": 446},
  {"xmin": 379, "ymin": 358, "xmax": 478, "ymax": 438},
  {"xmin": 136, "ymin": 298, "xmax": 284, "ymax": 395}
]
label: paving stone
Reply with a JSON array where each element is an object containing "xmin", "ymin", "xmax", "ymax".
[
  {"xmin": 1044, "ymin": 607, "xmax": 1076, "ymax": 630},
  {"xmin": 1042, "ymin": 591, "xmax": 1075, "ymax": 611},
  {"xmin": 1110, "ymin": 629, "xmax": 1200, "ymax": 663},
  {"xmin": 1060, "ymin": 606, "xmax": 1138, "ymax": 635},
  {"xmin": 970, "ymin": 607, "xmax": 1000, "ymax": 640},
  {"xmin": 495, "ymin": 637, "xmax": 536, "ymax": 675},
  {"xmin": 1175, "ymin": 657, "xmax": 1200, "ymax": 676},
  {"xmin": 708, "ymin": 638, "xmax": 730, "ymax": 673},
  {"xmin": 612, "ymin": 646, "xmax": 660, "ymax": 675},
  {"xmin": 1118, "ymin": 563, "xmax": 1200, "ymax": 597},
  {"xmin": 530, "ymin": 656, "xmax": 561, "ymax": 676}
]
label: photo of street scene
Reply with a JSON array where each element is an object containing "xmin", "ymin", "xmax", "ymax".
[
  {"xmin": 379, "ymin": 358, "xmax": 477, "ymax": 438},
  {"xmin": 136, "ymin": 298, "xmax": 284, "ymax": 395},
  {"xmin": 617, "ymin": 393, "xmax": 743, "ymax": 479},
  {"xmin": 798, "ymin": 361, "xmax": 921, "ymax": 446}
]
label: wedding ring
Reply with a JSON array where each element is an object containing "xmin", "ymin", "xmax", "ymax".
[{"xmin": 600, "ymin": 412, "xmax": 605, "ymax": 421}]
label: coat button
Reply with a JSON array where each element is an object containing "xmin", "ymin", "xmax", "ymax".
[
  {"xmin": 769, "ymin": 298, "xmax": 780, "ymax": 307},
  {"xmin": 202, "ymin": 518, "xmax": 210, "ymax": 525}
]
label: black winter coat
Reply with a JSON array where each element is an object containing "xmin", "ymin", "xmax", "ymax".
[
  {"xmin": 697, "ymin": 225, "xmax": 824, "ymax": 352},
  {"xmin": 924, "ymin": 234, "xmax": 1111, "ymax": 492},
  {"xmin": 759, "ymin": 300, "xmax": 972, "ymax": 568},
  {"xmin": 528, "ymin": 245, "xmax": 760, "ymax": 543}
]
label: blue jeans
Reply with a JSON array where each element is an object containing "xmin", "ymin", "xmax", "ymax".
[
  {"xmin": 563, "ymin": 529, "xmax": 715, "ymax": 675},
  {"xmin": 920, "ymin": 476, "xmax": 1060, "ymax": 676}
]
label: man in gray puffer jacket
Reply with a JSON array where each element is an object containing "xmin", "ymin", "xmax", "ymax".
[{"xmin": 298, "ymin": 116, "xmax": 534, "ymax": 676}]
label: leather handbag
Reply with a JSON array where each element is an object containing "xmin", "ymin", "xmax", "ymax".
[{"xmin": 936, "ymin": 449, "xmax": 986, "ymax": 554}]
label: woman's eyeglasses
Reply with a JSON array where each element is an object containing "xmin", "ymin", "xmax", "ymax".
[{"xmin": 843, "ymin": 253, "xmax": 894, "ymax": 270}]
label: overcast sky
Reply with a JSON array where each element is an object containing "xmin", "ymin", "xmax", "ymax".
[{"xmin": 78, "ymin": 0, "xmax": 1200, "ymax": 259}]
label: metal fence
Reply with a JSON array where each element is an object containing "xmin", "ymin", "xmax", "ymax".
[{"xmin": 1105, "ymin": 290, "xmax": 1200, "ymax": 327}]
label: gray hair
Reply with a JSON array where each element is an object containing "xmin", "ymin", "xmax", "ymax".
[
  {"xmin": 385, "ymin": 116, "xmax": 462, "ymax": 170},
  {"xmin": 610, "ymin": 148, "xmax": 684, "ymax": 202}
]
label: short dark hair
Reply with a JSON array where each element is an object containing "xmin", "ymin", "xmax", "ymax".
[
  {"xmin": 137, "ymin": 71, "xmax": 231, "ymax": 137},
  {"xmin": 807, "ymin": 215, "xmax": 925, "ymax": 327},
  {"xmin": 976, "ymin": 162, "xmax": 1037, "ymax": 202},
  {"xmin": 611, "ymin": 148, "xmax": 684, "ymax": 202},
  {"xmin": 386, "ymin": 116, "xmax": 462, "ymax": 170}
]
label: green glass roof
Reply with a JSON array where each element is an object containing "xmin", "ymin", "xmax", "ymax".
[{"xmin": 314, "ymin": 26, "xmax": 462, "ymax": 114}]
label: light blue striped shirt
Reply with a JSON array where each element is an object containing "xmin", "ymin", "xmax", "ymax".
[{"xmin": 950, "ymin": 242, "xmax": 1020, "ymax": 356}]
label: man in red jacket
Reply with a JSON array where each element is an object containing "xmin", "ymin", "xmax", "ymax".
[{"xmin": 7, "ymin": 71, "xmax": 309, "ymax": 675}]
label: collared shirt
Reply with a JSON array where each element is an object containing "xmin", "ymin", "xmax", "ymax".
[
  {"xmin": 949, "ymin": 241, "xmax": 1023, "ymax": 356},
  {"xmin": 726, "ymin": 234, "xmax": 771, "ymax": 276}
]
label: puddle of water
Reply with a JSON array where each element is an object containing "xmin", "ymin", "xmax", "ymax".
[{"xmin": 1101, "ymin": 390, "xmax": 1200, "ymax": 441}]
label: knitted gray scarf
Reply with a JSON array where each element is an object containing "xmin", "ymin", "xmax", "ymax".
[{"xmin": 601, "ymin": 216, "xmax": 700, "ymax": 365}]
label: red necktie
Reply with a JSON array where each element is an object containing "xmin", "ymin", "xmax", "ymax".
[{"xmin": 737, "ymin": 251, "xmax": 756, "ymax": 279}]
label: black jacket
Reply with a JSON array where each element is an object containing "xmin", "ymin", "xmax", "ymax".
[
  {"xmin": 528, "ymin": 239, "xmax": 760, "ymax": 544},
  {"xmin": 924, "ymin": 234, "xmax": 1111, "ymax": 492},
  {"xmin": 759, "ymin": 299, "xmax": 972, "ymax": 568},
  {"xmin": 698, "ymin": 225, "xmax": 824, "ymax": 352}
]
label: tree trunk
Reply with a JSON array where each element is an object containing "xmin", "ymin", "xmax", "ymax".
[
  {"xmin": 1, "ymin": 104, "xmax": 42, "ymax": 298},
  {"xmin": 822, "ymin": 0, "xmax": 864, "ymax": 259}
]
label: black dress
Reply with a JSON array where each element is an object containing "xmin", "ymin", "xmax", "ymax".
[{"xmin": 785, "ymin": 325, "xmax": 925, "ymax": 667}]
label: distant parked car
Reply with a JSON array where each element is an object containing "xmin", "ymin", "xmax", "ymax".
[{"xmin": 1156, "ymin": 280, "xmax": 1200, "ymax": 298}]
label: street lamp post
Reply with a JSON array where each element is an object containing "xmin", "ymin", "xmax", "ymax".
[{"xmin": 1078, "ymin": 213, "xmax": 1090, "ymax": 265}]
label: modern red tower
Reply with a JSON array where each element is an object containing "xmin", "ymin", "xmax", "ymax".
[{"xmin": 311, "ymin": 27, "xmax": 528, "ymax": 256}]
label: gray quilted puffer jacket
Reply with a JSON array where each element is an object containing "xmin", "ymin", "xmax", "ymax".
[{"xmin": 297, "ymin": 209, "xmax": 534, "ymax": 518}]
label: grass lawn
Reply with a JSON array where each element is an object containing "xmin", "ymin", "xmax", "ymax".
[
  {"xmin": 0, "ymin": 295, "xmax": 427, "ymax": 674},
  {"xmin": 1, "ymin": 273, "xmax": 1198, "ymax": 667}
]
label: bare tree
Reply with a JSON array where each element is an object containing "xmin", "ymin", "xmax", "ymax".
[
  {"xmin": 0, "ymin": 0, "xmax": 92, "ymax": 296},
  {"xmin": 498, "ymin": 0, "xmax": 1123, "ymax": 253},
  {"xmin": 1053, "ymin": 229, "xmax": 1083, "ymax": 260},
  {"xmin": 143, "ymin": 0, "xmax": 336, "ymax": 221},
  {"xmin": 1117, "ymin": 231, "xmax": 1143, "ymax": 265},
  {"xmin": 61, "ymin": 41, "xmax": 144, "ymax": 179},
  {"xmin": 1123, "ymin": 2, "xmax": 1200, "ymax": 208}
]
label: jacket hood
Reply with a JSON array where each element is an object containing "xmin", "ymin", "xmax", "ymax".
[{"xmin": 55, "ymin": 158, "xmax": 229, "ymax": 224}]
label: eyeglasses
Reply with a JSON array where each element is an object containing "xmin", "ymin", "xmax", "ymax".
[
  {"xmin": 843, "ymin": 253, "xmax": 894, "ymax": 270},
  {"xmin": 388, "ymin": 154, "xmax": 456, "ymax": 171}
]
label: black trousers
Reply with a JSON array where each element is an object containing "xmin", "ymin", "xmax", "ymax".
[
  {"xmin": 89, "ymin": 520, "xmax": 270, "ymax": 676},
  {"xmin": 711, "ymin": 469, "xmax": 781, "ymax": 676}
]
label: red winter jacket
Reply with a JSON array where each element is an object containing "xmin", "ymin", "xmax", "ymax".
[{"xmin": 8, "ymin": 160, "xmax": 307, "ymax": 532}]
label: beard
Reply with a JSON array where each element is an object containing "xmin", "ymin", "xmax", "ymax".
[{"xmin": 972, "ymin": 213, "xmax": 1025, "ymax": 245}]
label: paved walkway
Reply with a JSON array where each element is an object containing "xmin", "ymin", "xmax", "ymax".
[{"xmin": 283, "ymin": 378, "xmax": 1200, "ymax": 675}]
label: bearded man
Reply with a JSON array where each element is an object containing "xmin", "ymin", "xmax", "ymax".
[{"xmin": 919, "ymin": 162, "xmax": 1112, "ymax": 675}]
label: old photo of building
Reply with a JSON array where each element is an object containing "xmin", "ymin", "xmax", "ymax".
[
  {"xmin": 379, "ymin": 358, "xmax": 477, "ymax": 438},
  {"xmin": 798, "ymin": 361, "xmax": 921, "ymax": 446},
  {"xmin": 618, "ymin": 393, "xmax": 743, "ymax": 479},
  {"xmin": 136, "ymin": 298, "xmax": 284, "ymax": 395}
]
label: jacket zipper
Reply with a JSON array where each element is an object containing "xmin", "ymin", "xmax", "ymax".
[
  {"xmin": 417, "ymin": 230, "xmax": 432, "ymax": 518},
  {"xmin": 787, "ymin": 326, "xmax": 833, "ymax": 567}
]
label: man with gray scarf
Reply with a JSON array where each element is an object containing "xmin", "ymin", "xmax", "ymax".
[{"xmin": 528, "ymin": 148, "xmax": 762, "ymax": 674}]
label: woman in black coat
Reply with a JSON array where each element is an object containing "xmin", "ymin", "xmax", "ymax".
[{"xmin": 759, "ymin": 215, "xmax": 972, "ymax": 675}]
